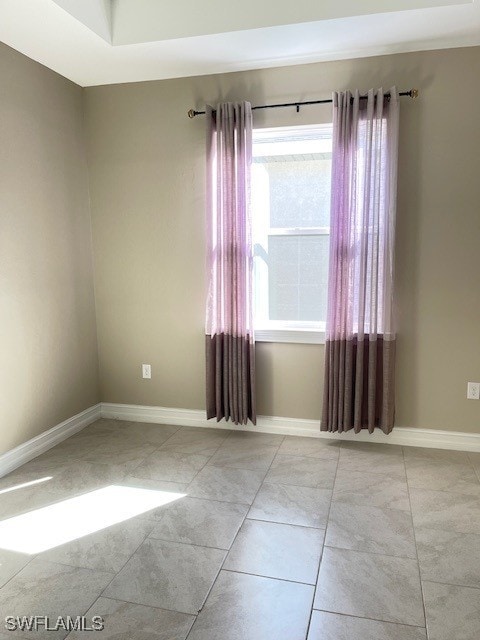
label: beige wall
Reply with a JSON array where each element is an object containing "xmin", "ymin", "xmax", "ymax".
[
  {"xmin": 85, "ymin": 46, "xmax": 480, "ymax": 433},
  {"xmin": 0, "ymin": 43, "xmax": 100, "ymax": 455}
]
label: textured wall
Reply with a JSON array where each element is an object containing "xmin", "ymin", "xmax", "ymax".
[
  {"xmin": 84, "ymin": 46, "xmax": 480, "ymax": 432},
  {"xmin": 0, "ymin": 43, "xmax": 100, "ymax": 454}
]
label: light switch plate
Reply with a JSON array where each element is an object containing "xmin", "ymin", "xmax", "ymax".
[{"xmin": 142, "ymin": 364, "xmax": 151, "ymax": 379}]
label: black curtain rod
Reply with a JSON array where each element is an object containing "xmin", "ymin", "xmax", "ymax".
[{"xmin": 187, "ymin": 88, "xmax": 418, "ymax": 118}]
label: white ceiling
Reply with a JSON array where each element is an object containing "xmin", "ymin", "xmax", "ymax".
[{"xmin": 0, "ymin": 0, "xmax": 478, "ymax": 87}]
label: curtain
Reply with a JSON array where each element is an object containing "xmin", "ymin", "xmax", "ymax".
[
  {"xmin": 322, "ymin": 88, "xmax": 400, "ymax": 435},
  {"xmin": 205, "ymin": 102, "xmax": 256, "ymax": 425}
]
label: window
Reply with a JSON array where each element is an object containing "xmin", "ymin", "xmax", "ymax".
[{"xmin": 252, "ymin": 125, "xmax": 332, "ymax": 343}]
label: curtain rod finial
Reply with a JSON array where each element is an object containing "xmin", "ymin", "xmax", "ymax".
[
  {"xmin": 188, "ymin": 109, "xmax": 196, "ymax": 119},
  {"xmin": 410, "ymin": 89, "xmax": 419, "ymax": 99}
]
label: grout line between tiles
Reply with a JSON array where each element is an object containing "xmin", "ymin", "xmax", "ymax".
[
  {"xmin": 171, "ymin": 433, "xmax": 235, "ymax": 488},
  {"xmin": 77, "ymin": 592, "xmax": 198, "ymax": 618},
  {"xmin": 403, "ymin": 446, "xmax": 429, "ymax": 634},
  {"xmin": 305, "ymin": 444, "xmax": 339, "ymax": 639},
  {"xmin": 407, "ymin": 484, "xmax": 480, "ymax": 499},
  {"xmin": 182, "ymin": 439, "xmax": 282, "ymax": 499},
  {"xmin": 322, "ymin": 543, "xmax": 417, "ymax": 561},
  {"xmin": 245, "ymin": 515, "xmax": 328, "ymax": 531},
  {"xmin": 145, "ymin": 535, "xmax": 230, "ymax": 554},
  {"xmin": 87, "ymin": 593, "xmax": 198, "ymax": 616},
  {"xmin": 420, "ymin": 578, "xmax": 480, "ymax": 591},
  {"xmin": 184, "ymin": 435, "xmax": 286, "ymax": 639},
  {"xmin": 0, "ymin": 555, "xmax": 37, "ymax": 595},
  {"xmin": 130, "ymin": 429, "xmax": 235, "ymax": 488},
  {"xmin": 19, "ymin": 556, "xmax": 118, "ymax": 574},
  {"xmin": 251, "ymin": 479, "xmax": 336, "ymax": 491},
  {"xmin": 62, "ymin": 594, "xmax": 197, "ymax": 640},
  {"xmin": 311, "ymin": 606, "xmax": 427, "ymax": 629},
  {"xmin": 221, "ymin": 567, "xmax": 317, "ymax": 587},
  {"xmin": 95, "ymin": 516, "xmax": 161, "ymax": 601}
]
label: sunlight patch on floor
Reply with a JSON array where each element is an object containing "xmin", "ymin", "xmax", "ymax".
[{"xmin": 0, "ymin": 485, "xmax": 185, "ymax": 554}]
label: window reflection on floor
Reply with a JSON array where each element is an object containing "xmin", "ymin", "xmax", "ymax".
[{"xmin": 0, "ymin": 476, "xmax": 53, "ymax": 496}]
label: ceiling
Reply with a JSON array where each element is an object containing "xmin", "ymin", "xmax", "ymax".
[{"xmin": 0, "ymin": 0, "xmax": 478, "ymax": 87}]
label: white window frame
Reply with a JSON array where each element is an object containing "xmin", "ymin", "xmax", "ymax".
[{"xmin": 252, "ymin": 124, "xmax": 332, "ymax": 345}]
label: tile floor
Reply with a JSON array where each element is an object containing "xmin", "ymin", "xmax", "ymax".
[{"xmin": 0, "ymin": 419, "xmax": 479, "ymax": 639}]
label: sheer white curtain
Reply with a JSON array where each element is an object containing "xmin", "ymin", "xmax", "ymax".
[
  {"xmin": 322, "ymin": 88, "xmax": 400, "ymax": 434},
  {"xmin": 205, "ymin": 102, "xmax": 256, "ymax": 425}
]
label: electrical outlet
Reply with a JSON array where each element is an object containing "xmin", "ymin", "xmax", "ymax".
[
  {"xmin": 142, "ymin": 364, "xmax": 152, "ymax": 379},
  {"xmin": 467, "ymin": 382, "xmax": 480, "ymax": 400}
]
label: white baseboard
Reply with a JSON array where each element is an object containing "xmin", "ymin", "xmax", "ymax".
[
  {"xmin": 101, "ymin": 402, "xmax": 480, "ymax": 453},
  {"xmin": 0, "ymin": 404, "xmax": 102, "ymax": 479},
  {"xmin": 1, "ymin": 401, "xmax": 477, "ymax": 480}
]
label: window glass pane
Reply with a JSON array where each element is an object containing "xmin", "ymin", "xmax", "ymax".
[
  {"xmin": 268, "ymin": 235, "xmax": 329, "ymax": 322},
  {"xmin": 255, "ymin": 155, "xmax": 331, "ymax": 228},
  {"xmin": 252, "ymin": 125, "xmax": 332, "ymax": 330}
]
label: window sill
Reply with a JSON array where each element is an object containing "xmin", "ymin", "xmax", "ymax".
[{"xmin": 255, "ymin": 329, "xmax": 326, "ymax": 345}]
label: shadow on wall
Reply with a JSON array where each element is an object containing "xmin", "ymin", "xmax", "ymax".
[{"xmin": 395, "ymin": 67, "xmax": 433, "ymax": 427}]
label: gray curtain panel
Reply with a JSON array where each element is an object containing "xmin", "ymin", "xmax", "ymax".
[{"xmin": 322, "ymin": 88, "xmax": 400, "ymax": 434}]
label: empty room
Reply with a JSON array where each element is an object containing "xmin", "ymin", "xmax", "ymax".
[{"xmin": 0, "ymin": 1, "xmax": 479, "ymax": 638}]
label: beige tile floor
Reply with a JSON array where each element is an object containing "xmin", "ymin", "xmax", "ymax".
[{"xmin": 0, "ymin": 419, "xmax": 479, "ymax": 639}]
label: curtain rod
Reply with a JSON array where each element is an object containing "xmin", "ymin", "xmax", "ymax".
[{"xmin": 187, "ymin": 89, "xmax": 418, "ymax": 118}]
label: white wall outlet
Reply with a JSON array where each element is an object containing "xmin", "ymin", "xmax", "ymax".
[
  {"xmin": 142, "ymin": 364, "xmax": 152, "ymax": 379},
  {"xmin": 467, "ymin": 382, "xmax": 480, "ymax": 400}
]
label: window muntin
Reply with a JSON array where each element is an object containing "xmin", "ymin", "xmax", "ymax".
[{"xmin": 252, "ymin": 125, "xmax": 332, "ymax": 337}]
